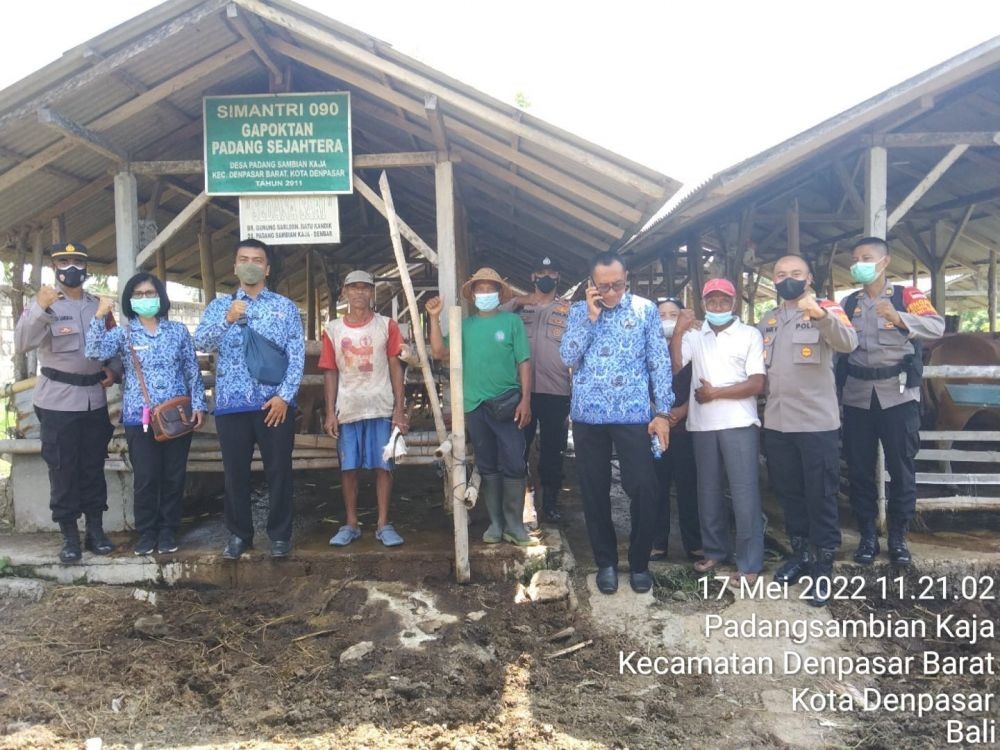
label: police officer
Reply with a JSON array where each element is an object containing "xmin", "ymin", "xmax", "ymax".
[
  {"xmin": 504, "ymin": 256, "xmax": 572, "ymax": 522},
  {"xmin": 14, "ymin": 243, "xmax": 121, "ymax": 563},
  {"xmin": 841, "ymin": 236, "xmax": 944, "ymax": 567},
  {"xmin": 759, "ymin": 255, "xmax": 857, "ymax": 606}
]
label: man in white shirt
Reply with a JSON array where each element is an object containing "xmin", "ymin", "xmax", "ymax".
[{"xmin": 670, "ymin": 278, "xmax": 766, "ymax": 582}]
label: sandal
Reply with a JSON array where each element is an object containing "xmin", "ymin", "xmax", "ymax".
[
  {"xmin": 693, "ymin": 557, "xmax": 721, "ymax": 573},
  {"xmin": 649, "ymin": 549, "xmax": 668, "ymax": 562}
]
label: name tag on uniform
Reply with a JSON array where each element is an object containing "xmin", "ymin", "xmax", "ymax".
[{"xmin": 131, "ymin": 345, "xmax": 150, "ymax": 351}]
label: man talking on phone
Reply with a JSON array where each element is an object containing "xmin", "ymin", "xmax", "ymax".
[{"xmin": 560, "ymin": 252, "xmax": 673, "ymax": 594}]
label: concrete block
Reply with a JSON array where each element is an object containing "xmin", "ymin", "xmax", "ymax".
[{"xmin": 0, "ymin": 577, "xmax": 45, "ymax": 602}]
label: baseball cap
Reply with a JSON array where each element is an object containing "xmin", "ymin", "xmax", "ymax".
[
  {"xmin": 534, "ymin": 256, "xmax": 560, "ymax": 273},
  {"xmin": 344, "ymin": 270, "xmax": 375, "ymax": 286},
  {"xmin": 50, "ymin": 242, "xmax": 89, "ymax": 260},
  {"xmin": 702, "ymin": 278, "xmax": 736, "ymax": 298}
]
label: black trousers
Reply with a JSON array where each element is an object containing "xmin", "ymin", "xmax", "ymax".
[
  {"xmin": 573, "ymin": 421, "xmax": 659, "ymax": 573},
  {"xmin": 36, "ymin": 406, "xmax": 114, "ymax": 523},
  {"xmin": 125, "ymin": 426, "xmax": 193, "ymax": 535},
  {"xmin": 844, "ymin": 392, "xmax": 921, "ymax": 527},
  {"xmin": 466, "ymin": 403, "xmax": 526, "ymax": 478},
  {"xmin": 523, "ymin": 393, "xmax": 570, "ymax": 493},
  {"xmin": 763, "ymin": 428, "xmax": 841, "ymax": 549},
  {"xmin": 216, "ymin": 410, "xmax": 295, "ymax": 543},
  {"xmin": 652, "ymin": 429, "xmax": 702, "ymax": 554}
]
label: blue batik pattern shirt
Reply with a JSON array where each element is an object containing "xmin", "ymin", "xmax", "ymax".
[
  {"xmin": 560, "ymin": 292, "xmax": 674, "ymax": 425},
  {"xmin": 85, "ymin": 317, "xmax": 207, "ymax": 426},
  {"xmin": 193, "ymin": 288, "xmax": 305, "ymax": 415}
]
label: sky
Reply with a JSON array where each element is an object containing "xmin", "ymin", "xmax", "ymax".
[{"xmin": 2, "ymin": 1, "xmax": 998, "ymax": 191}]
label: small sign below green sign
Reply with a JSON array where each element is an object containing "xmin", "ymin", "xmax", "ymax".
[{"xmin": 203, "ymin": 92, "xmax": 352, "ymax": 195}]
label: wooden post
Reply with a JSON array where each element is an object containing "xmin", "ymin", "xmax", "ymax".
[
  {"xmin": 155, "ymin": 248, "xmax": 167, "ymax": 282},
  {"xmin": 27, "ymin": 230, "xmax": 44, "ymax": 375},
  {"xmin": 661, "ymin": 249, "xmax": 675, "ymax": 297},
  {"xmin": 198, "ymin": 214, "xmax": 215, "ymax": 303},
  {"xmin": 11, "ymin": 232, "xmax": 28, "ymax": 381},
  {"xmin": 929, "ymin": 222, "xmax": 947, "ymax": 314},
  {"xmin": 306, "ymin": 251, "xmax": 317, "ymax": 340},
  {"xmin": 912, "ymin": 258, "xmax": 919, "ymax": 287},
  {"xmin": 435, "ymin": 161, "xmax": 457, "ymax": 310},
  {"xmin": 448, "ymin": 305, "xmax": 470, "ymax": 583},
  {"xmin": 864, "ymin": 147, "xmax": 888, "ymax": 239},
  {"xmin": 786, "ymin": 199, "xmax": 800, "ymax": 255},
  {"xmin": 687, "ymin": 234, "xmax": 704, "ymax": 318},
  {"xmin": 51, "ymin": 215, "xmax": 66, "ymax": 244},
  {"xmin": 114, "ymin": 171, "xmax": 139, "ymax": 286},
  {"xmin": 989, "ymin": 250, "xmax": 997, "ymax": 333}
]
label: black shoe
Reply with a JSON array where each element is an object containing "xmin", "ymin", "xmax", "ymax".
[
  {"xmin": 540, "ymin": 487, "xmax": 562, "ymax": 523},
  {"xmin": 270, "ymin": 540, "xmax": 291, "ymax": 558},
  {"xmin": 157, "ymin": 529, "xmax": 179, "ymax": 554},
  {"xmin": 58, "ymin": 521, "xmax": 82, "ymax": 564},
  {"xmin": 222, "ymin": 535, "xmax": 251, "ymax": 560},
  {"xmin": 774, "ymin": 536, "xmax": 813, "ymax": 584},
  {"xmin": 807, "ymin": 548, "xmax": 837, "ymax": 608},
  {"xmin": 541, "ymin": 505, "xmax": 562, "ymax": 523},
  {"xmin": 629, "ymin": 571, "xmax": 653, "ymax": 594},
  {"xmin": 84, "ymin": 513, "xmax": 114, "ymax": 555},
  {"xmin": 595, "ymin": 566, "xmax": 618, "ymax": 594},
  {"xmin": 133, "ymin": 531, "xmax": 157, "ymax": 556},
  {"xmin": 853, "ymin": 533, "xmax": 880, "ymax": 565},
  {"xmin": 888, "ymin": 532, "xmax": 911, "ymax": 567}
]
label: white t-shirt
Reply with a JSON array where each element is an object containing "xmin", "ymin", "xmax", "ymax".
[{"xmin": 681, "ymin": 319, "xmax": 765, "ymax": 432}]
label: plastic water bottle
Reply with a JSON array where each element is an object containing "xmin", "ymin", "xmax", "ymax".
[{"xmin": 650, "ymin": 435, "xmax": 663, "ymax": 460}]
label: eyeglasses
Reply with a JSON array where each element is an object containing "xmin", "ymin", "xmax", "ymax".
[
  {"xmin": 131, "ymin": 290, "xmax": 159, "ymax": 299},
  {"xmin": 592, "ymin": 279, "xmax": 627, "ymax": 294}
]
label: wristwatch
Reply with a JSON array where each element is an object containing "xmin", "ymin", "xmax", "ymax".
[{"xmin": 655, "ymin": 412, "xmax": 671, "ymax": 420}]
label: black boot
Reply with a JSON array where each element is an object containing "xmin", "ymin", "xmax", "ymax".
[
  {"xmin": 84, "ymin": 513, "xmax": 114, "ymax": 555},
  {"xmin": 888, "ymin": 520, "xmax": 912, "ymax": 567},
  {"xmin": 58, "ymin": 521, "xmax": 82, "ymax": 564},
  {"xmin": 853, "ymin": 521, "xmax": 880, "ymax": 565},
  {"xmin": 807, "ymin": 547, "xmax": 837, "ymax": 608},
  {"xmin": 540, "ymin": 486, "xmax": 562, "ymax": 523},
  {"xmin": 773, "ymin": 536, "xmax": 813, "ymax": 584}
]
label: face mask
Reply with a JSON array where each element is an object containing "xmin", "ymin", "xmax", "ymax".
[
  {"xmin": 661, "ymin": 321, "xmax": 676, "ymax": 338},
  {"xmin": 131, "ymin": 298, "xmax": 161, "ymax": 318},
  {"xmin": 56, "ymin": 265, "xmax": 87, "ymax": 288},
  {"xmin": 705, "ymin": 310, "xmax": 734, "ymax": 327},
  {"xmin": 235, "ymin": 262, "xmax": 266, "ymax": 286},
  {"xmin": 850, "ymin": 261, "xmax": 879, "ymax": 285},
  {"xmin": 474, "ymin": 292, "xmax": 500, "ymax": 312},
  {"xmin": 775, "ymin": 278, "xmax": 808, "ymax": 301},
  {"xmin": 534, "ymin": 277, "xmax": 557, "ymax": 294}
]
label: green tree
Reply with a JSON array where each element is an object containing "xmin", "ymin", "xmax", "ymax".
[{"xmin": 514, "ymin": 91, "xmax": 531, "ymax": 110}]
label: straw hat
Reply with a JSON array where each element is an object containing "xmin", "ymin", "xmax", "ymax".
[{"xmin": 461, "ymin": 267, "xmax": 512, "ymax": 303}]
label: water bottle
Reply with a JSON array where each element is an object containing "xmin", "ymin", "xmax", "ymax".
[{"xmin": 650, "ymin": 435, "xmax": 663, "ymax": 460}]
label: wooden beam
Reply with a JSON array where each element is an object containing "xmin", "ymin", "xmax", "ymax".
[
  {"xmin": 114, "ymin": 172, "xmax": 139, "ymax": 282},
  {"xmin": 870, "ymin": 131, "xmax": 1000, "ymax": 148},
  {"xmin": 941, "ymin": 203, "xmax": 975, "ymax": 262},
  {"xmin": 833, "ymin": 158, "xmax": 865, "ymax": 216},
  {"xmin": 435, "ymin": 161, "xmax": 458, "ymax": 311},
  {"xmin": 352, "ymin": 173, "xmax": 438, "ymax": 264},
  {"xmin": 135, "ymin": 191, "xmax": 210, "ymax": 268},
  {"xmin": 786, "ymin": 199, "xmax": 800, "ymax": 255},
  {"xmin": 864, "ymin": 146, "xmax": 888, "ymax": 238},
  {"xmin": 897, "ymin": 223, "xmax": 936, "ymax": 270},
  {"xmin": 886, "ymin": 145, "xmax": 968, "ymax": 230},
  {"xmin": 242, "ymin": 2, "xmax": 675, "ymax": 199},
  {"xmin": 37, "ymin": 108, "xmax": 127, "ymax": 163},
  {"xmin": 424, "ymin": 95, "xmax": 449, "ymax": 157},
  {"xmin": 226, "ymin": 2, "xmax": 284, "ymax": 83},
  {"xmin": 687, "ymin": 235, "xmax": 704, "ymax": 318}
]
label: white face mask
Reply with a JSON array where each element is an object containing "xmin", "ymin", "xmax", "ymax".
[{"xmin": 661, "ymin": 320, "xmax": 676, "ymax": 338}]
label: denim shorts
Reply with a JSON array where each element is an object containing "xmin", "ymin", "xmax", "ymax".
[{"xmin": 338, "ymin": 417, "xmax": 394, "ymax": 471}]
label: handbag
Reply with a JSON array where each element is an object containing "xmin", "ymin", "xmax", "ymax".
[
  {"xmin": 484, "ymin": 388, "xmax": 523, "ymax": 422},
  {"xmin": 232, "ymin": 292, "xmax": 289, "ymax": 386},
  {"xmin": 127, "ymin": 329, "xmax": 196, "ymax": 442}
]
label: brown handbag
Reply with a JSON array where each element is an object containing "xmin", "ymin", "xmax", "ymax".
[{"xmin": 127, "ymin": 330, "xmax": 196, "ymax": 442}]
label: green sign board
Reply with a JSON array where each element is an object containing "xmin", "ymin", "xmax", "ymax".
[{"xmin": 203, "ymin": 92, "xmax": 352, "ymax": 195}]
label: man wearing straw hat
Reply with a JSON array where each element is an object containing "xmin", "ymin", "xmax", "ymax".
[
  {"xmin": 14, "ymin": 242, "xmax": 121, "ymax": 563},
  {"xmin": 427, "ymin": 268, "xmax": 538, "ymax": 546},
  {"xmin": 321, "ymin": 269, "xmax": 409, "ymax": 548}
]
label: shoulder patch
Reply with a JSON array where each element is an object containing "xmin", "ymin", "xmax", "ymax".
[
  {"xmin": 819, "ymin": 299, "xmax": 852, "ymax": 326},
  {"xmin": 902, "ymin": 287, "xmax": 938, "ymax": 317}
]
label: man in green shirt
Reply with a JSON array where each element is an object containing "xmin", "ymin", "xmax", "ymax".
[{"xmin": 428, "ymin": 267, "xmax": 537, "ymax": 546}]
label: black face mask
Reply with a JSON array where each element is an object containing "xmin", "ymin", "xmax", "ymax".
[
  {"xmin": 56, "ymin": 265, "xmax": 87, "ymax": 289},
  {"xmin": 775, "ymin": 277, "xmax": 808, "ymax": 301},
  {"xmin": 534, "ymin": 276, "xmax": 557, "ymax": 294}
]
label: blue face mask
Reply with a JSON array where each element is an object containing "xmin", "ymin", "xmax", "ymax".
[
  {"xmin": 705, "ymin": 310, "xmax": 734, "ymax": 327},
  {"xmin": 850, "ymin": 261, "xmax": 879, "ymax": 285},
  {"xmin": 131, "ymin": 297, "xmax": 161, "ymax": 318},
  {"xmin": 474, "ymin": 292, "xmax": 500, "ymax": 312}
]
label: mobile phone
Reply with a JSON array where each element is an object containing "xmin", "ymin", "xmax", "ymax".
[{"xmin": 588, "ymin": 279, "xmax": 610, "ymax": 308}]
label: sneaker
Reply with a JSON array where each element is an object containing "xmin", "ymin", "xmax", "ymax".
[
  {"xmin": 157, "ymin": 529, "xmax": 179, "ymax": 554},
  {"xmin": 329, "ymin": 525, "xmax": 362, "ymax": 547},
  {"xmin": 134, "ymin": 532, "xmax": 157, "ymax": 556},
  {"xmin": 375, "ymin": 523, "xmax": 404, "ymax": 547}
]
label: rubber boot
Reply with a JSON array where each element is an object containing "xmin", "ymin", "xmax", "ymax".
[
  {"xmin": 540, "ymin": 485, "xmax": 562, "ymax": 523},
  {"xmin": 807, "ymin": 547, "xmax": 837, "ymax": 608},
  {"xmin": 84, "ymin": 512, "xmax": 114, "ymax": 555},
  {"xmin": 58, "ymin": 521, "xmax": 82, "ymax": 564},
  {"xmin": 887, "ymin": 519, "xmax": 912, "ymax": 567},
  {"xmin": 853, "ymin": 520, "xmax": 880, "ymax": 565},
  {"xmin": 501, "ymin": 476, "xmax": 540, "ymax": 547},
  {"xmin": 480, "ymin": 473, "xmax": 504, "ymax": 544},
  {"xmin": 773, "ymin": 536, "xmax": 813, "ymax": 584}
]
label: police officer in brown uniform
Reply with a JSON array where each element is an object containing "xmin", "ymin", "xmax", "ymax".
[
  {"xmin": 839, "ymin": 237, "xmax": 943, "ymax": 568},
  {"xmin": 14, "ymin": 243, "xmax": 121, "ymax": 563},
  {"xmin": 759, "ymin": 255, "xmax": 857, "ymax": 606}
]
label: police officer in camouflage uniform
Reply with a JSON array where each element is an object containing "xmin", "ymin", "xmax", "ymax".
[
  {"xmin": 14, "ymin": 243, "xmax": 121, "ymax": 563},
  {"xmin": 759, "ymin": 255, "xmax": 857, "ymax": 606}
]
